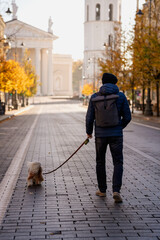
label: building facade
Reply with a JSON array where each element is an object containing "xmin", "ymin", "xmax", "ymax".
[
  {"xmin": 4, "ymin": 1, "xmax": 73, "ymax": 97},
  {"xmin": 83, "ymin": 0, "xmax": 121, "ymax": 90},
  {"xmin": 53, "ymin": 54, "xmax": 73, "ymax": 96},
  {"xmin": 0, "ymin": 15, "xmax": 5, "ymax": 60}
]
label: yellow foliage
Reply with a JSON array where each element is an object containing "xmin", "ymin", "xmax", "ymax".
[
  {"xmin": 130, "ymin": 1, "xmax": 160, "ymax": 87},
  {"xmin": 98, "ymin": 27, "xmax": 129, "ymax": 91},
  {"xmin": 0, "ymin": 60, "xmax": 29, "ymax": 94},
  {"xmin": 82, "ymin": 83, "xmax": 93, "ymax": 96},
  {"xmin": 22, "ymin": 50, "xmax": 38, "ymax": 97},
  {"xmin": 0, "ymin": 52, "xmax": 38, "ymax": 97}
]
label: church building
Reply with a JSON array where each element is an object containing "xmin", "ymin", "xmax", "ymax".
[{"xmin": 5, "ymin": 0, "xmax": 73, "ymax": 97}]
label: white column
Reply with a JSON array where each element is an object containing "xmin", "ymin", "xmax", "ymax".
[
  {"xmin": 35, "ymin": 48, "xmax": 41, "ymax": 95},
  {"xmin": 41, "ymin": 48, "xmax": 48, "ymax": 95},
  {"xmin": 47, "ymin": 48, "xmax": 53, "ymax": 95}
]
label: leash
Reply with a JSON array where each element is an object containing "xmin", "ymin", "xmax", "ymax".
[{"xmin": 44, "ymin": 138, "xmax": 89, "ymax": 175}]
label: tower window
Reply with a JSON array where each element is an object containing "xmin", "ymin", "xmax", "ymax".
[
  {"xmin": 109, "ymin": 4, "xmax": 113, "ymax": 21},
  {"xmin": 96, "ymin": 4, "xmax": 100, "ymax": 21},
  {"xmin": 87, "ymin": 5, "xmax": 89, "ymax": 21}
]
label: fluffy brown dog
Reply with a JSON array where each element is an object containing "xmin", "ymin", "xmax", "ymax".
[{"xmin": 27, "ymin": 162, "xmax": 44, "ymax": 187}]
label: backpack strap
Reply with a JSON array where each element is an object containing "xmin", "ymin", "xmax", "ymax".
[
  {"xmin": 95, "ymin": 91, "xmax": 101, "ymax": 96},
  {"xmin": 104, "ymin": 95, "xmax": 107, "ymax": 109}
]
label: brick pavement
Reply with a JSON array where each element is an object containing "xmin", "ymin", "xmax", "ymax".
[
  {"xmin": 0, "ymin": 98, "xmax": 160, "ymax": 240},
  {"xmin": 0, "ymin": 105, "xmax": 37, "ymax": 183}
]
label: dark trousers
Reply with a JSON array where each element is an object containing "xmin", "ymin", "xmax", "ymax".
[{"xmin": 95, "ymin": 136, "xmax": 123, "ymax": 193}]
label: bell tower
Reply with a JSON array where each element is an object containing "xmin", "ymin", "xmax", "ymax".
[{"xmin": 83, "ymin": 0, "xmax": 121, "ymax": 91}]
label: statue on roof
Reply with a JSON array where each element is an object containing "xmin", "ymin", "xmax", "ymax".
[
  {"xmin": 12, "ymin": 0, "xmax": 18, "ymax": 20},
  {"xmin": 48, "ymin": 17, "xmax": 53, "ymax": 34}
]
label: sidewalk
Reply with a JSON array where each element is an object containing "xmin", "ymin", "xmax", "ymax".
[
  {"xmin": 0, "ymin": 105, "xmax": 34, "ymax": 122},
  {"xmin": 132, "ymin": 110, "xmax": 160, "ymax": 125}
]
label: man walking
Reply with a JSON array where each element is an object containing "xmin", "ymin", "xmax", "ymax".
[{"xmin": 86, "ymin": 73, "xmax": 131, "ymax": 203}]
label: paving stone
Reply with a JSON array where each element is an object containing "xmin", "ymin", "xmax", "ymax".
[{"xmin": 127, "ymin": 238, "xmax": 159, "ymax": 240}]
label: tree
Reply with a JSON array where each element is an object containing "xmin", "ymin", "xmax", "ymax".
[
  {"xmin": 0, "ymin": 59, "xmax": 28, "ymax": 94},
  {"xmin": 130, "ymin": 0, "xmax": 160, "ymax": 115},
  {"xmin": 22, "ymin": 50, "xmax": 39, "ymax": 97},
  {"xmin": 98, "ymin": 27, "xmax": 129, "ymax": 92},
  {"xmin": 81, "ymin": 83, "xmax": 93, "ymax": 97}
]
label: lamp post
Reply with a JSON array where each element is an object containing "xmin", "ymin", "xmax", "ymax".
[
  {"xmin": 88, "ymin": 56, "xmax": 97, "ymax": 93},
  {"xmin": 137, "ymin": 0, "xmax": 153, "ymax": 116},
  {"xmin": 128, "ymin": 72, "xmax": 133, "ymax": 113},
  {"xmin": 0, "ymin": 1, "xmax": 12, "ymax": 112},
  {"xmin": 0, "ymin": 1, "xmax": 12, "ymax": 15},
  {"xmin": 144, "ymin": 0, "xmax": 153, "ymax": 116},
  {"xmin": 0, "ymin": 1, "xmax": 12, "ymax": 57},
  {"xmin": 13, "ymin": 40, "xmax": 25, "ymax": 109}
]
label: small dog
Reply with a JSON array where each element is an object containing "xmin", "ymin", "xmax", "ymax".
[{"xmin": 27, "ymin": 162, "xmax": 44, "ymax": 187}]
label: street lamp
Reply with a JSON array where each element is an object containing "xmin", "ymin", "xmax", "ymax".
[
  {"xmin": 0, "ymin": 2, "xmax": 12, "ymax": 112},
  {"xmin": 88, "ymin": 56, "xmax": 97, "ymax": 93},
  {"xmin": 5, "ymin": 7, "xmax": 12, "ymax": 14},
  {"xmin": 136, "ymin": 9, "xmax": 143, "ymax": 17},
  {"xmin": 137, "ymin": 0, "xmax": 153, "ymax": 116},
  {"xmin": 0, "ymin": 1, "xmax": 12, "ymax": 16},
  {"xmin": 128, "ymin": 72, "xmax": 135, "ymax": 114}
]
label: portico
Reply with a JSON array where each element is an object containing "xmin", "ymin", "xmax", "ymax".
[{"xmin": 5, "ymin": 19, "xmax": 57, "ymax": 96}]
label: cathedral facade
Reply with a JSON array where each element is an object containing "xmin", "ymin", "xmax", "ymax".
[{"xmin": 5, "ymin": 1, "xmax": 73, "ymax": 97}]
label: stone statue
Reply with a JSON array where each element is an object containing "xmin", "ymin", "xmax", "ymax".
[
  {"xmin": 48, "ymin": 17, "xmax": 53, "ymax": 34},
  {"xmin": 12, "ymin": 0, "xmax": 18, "ymax": 20}
]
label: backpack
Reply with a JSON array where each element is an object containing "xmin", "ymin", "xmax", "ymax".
[{"xmin": 92, "ymin": 93, "xmax": 119, "ymax": 127}]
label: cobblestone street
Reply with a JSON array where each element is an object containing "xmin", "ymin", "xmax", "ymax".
[{"xmin": 0, "ymin": 97, "xmax": 160, "ymax": 240}]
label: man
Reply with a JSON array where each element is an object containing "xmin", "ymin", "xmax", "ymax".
[{"xmin": 86, "ymin": 73, "xmax": 131, "ymax": 203}]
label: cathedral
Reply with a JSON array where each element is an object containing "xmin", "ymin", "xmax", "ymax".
[
  {"xmin": 83, "ymin": 0, "xmax": 121, "ymax": 89},
  {"xmin": 5, "ymin": 0, "xmax": 73, "ymax": 97},
  {"xmin": 4, "ymin": 0, "xmax": 121, "ymax": 97}
]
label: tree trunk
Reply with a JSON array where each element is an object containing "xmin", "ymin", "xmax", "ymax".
[
  {"xmin": 156, "ymin": 81, "xmax": 159, "ymax": 117},
  {"xmin": 142, "ymin": 88, "xmax": 145, "ymax": 115},
  {"xmin": 132, "ymin": 87, "xmax": 134, "ymax": 114}
]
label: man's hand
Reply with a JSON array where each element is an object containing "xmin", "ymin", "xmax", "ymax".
[{"xmin": 87, "ymin": 134, "xmax": 92, "ymax": 139}]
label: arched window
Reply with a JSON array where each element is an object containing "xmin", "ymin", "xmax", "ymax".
[
  {"xmin": 55, "ymin": 77, "xmax": 61, "ymax": 90},
  {"xmin": 87, "ymin": 5, "xmax": 89, "ymax": 21},
  {"xmin": 109, "ymin": 4, "xmax": 113, "ymax": 21},
  {"xmin": 96, "ymin": 4, "xmax": 100, "ymax": 21}
]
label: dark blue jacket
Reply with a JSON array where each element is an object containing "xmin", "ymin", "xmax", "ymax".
[{"xmin": 86, "ymin": 83, "xmax": 131, "ymax": 137}]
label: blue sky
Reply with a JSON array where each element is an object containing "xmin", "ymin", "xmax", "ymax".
[{"xmin": 3, "ymin": 0, "xmax": 146, "ymax": 60}]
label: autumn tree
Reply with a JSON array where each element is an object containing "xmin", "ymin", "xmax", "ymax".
[
  {"xmin": 22, "ymin": 50, "xmax": 39, "ymax": 97},
  {"xmin": 98, "ymin": 26, "xmax": 130, "ymax": 92},
  {"xmin": 0, "ymin": 55, "xmax": 38, "ymax": 108},
  {"xmin": 81, "ymin": 82, "xmax": 94, "ymax": 105},
  {"xmin": 0, "ymin": 59, "xmax": 28, "ymax": 94},
  {"xmin": 82, "ymin": 83, "xmax": 93, "ymax": 97},
  {"xmin": 130, "ymin": 0, "xmax": 160, "ymax": 115}
]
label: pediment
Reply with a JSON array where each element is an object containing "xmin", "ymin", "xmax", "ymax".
[{"xmin": 5, "ymin": 19, "xmax": 58, "ymax": 40}]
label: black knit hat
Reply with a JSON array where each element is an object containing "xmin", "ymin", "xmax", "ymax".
[{"xmin": 102, "ymin": 73, "xmax": 118, "ymax": 85}]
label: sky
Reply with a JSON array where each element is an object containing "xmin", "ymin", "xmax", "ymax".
[{"xmin": 2, "ymin": 0, "xmax": 146, "ymax": 60}]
